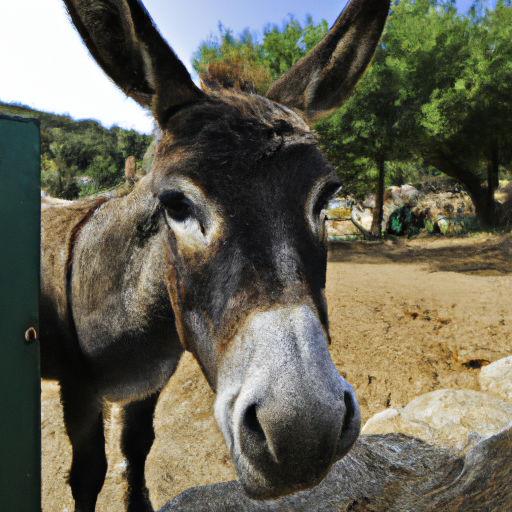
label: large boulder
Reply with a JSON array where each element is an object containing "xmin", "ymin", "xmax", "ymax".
[
  {"xmin": 326, "ymin": 219, "xmax": 361, "ymax": 239},
  {"xmin": 361, "ymin": 389, "xmax": 512, "ymax": 455},
  {"xmin": 158, "ymin": 426, "xmax": 512, "ymax": 512},
  {"xmin": 479, "ymin": 356, "xmax": 512, "ymax": 405},
  {"xmin": 383, "ymin": 185, "xmax": 419, "ymax": 207}
]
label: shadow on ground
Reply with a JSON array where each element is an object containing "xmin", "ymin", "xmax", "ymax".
[{"xmin": 328, "ymin": 234, "xmax": 512, "ymax": 275}]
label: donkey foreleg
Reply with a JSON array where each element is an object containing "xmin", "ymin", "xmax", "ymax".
[
  {"xmin": 60, "ymin": 381, "xmax": 107, "ymax": 512},
  {"xmin": 120, "ymin": 391, "xmax": 161, "ymax": 512}
]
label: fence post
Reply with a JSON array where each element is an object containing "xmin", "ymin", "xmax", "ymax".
[{"xmin": 0, "ymin": 115, "xmax": 41, "ymax": 510}]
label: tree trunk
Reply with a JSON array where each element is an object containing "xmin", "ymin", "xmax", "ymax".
[
  {"xmin": 492, "ymin": 148, "xmax": 499, "ymax": 189},
  {"xmin": 486, "ymin": 150, "xmax": 497, "ymax": 226},
  {"xmin": 371, "ymin": 156, "xmax": 385, "ymax": 237},
  {"xmin": 425, "ymin": 153, "xmax": 503, "ymax": 226}
]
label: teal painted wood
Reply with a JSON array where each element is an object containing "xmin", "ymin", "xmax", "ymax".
[{"xmin": 0, "ymin": 116, "xmax": 41, "ymax": 510}]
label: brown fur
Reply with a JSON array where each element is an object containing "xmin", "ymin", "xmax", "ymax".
[
  {"xmin": 67, "ymin": 197, "xmax": 109, "ymax": 269},
  {"xmin": 40, "ymin": 197, "xmax": 109, "ymax": 378},
  {"xmin": 165, "ymin": 250, "xmax": 192, "ymax": 353}
]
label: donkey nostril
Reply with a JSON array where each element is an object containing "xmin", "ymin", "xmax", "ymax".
[
  {"xmin": 243, "ymin": 404, "xmax": 265, "ymax": 441},
  {"xmin": 334, "ymin": 388, "xmax": 361, "ymax": 462},
  {"xmin": 341, "ymin": 390, "xmax": 356, "ymax": 434}
]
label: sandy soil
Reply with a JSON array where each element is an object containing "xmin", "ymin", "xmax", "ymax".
[{"xmin": 42, "ymin": 234, "xmax": 512, "ymax": 512}]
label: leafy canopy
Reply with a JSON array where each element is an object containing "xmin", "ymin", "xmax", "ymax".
[
  {"xmin": 316, "ymin": 0, "xmax": 512, "ymax": 210},
  {"xmin": 192, "ymin": 17, "xmax": 328, "ymax": 95},
  {"xmin": 0, "ymin": 102, "xmax": 153, "ymax": 199}
]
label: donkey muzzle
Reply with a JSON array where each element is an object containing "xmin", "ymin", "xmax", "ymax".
[{"xmin": 214, "ymin": 306, "xmax": 360, "ymax": 499}]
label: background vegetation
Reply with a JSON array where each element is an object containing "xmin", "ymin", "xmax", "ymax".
[
  {"xmin": 193, "ymin": 17, "xmax": 328, "ymax": 94},
  {"xmin": 0, "ymin": 102, "xmax": 154, "ymax": 199},
  {"xmin": 193, "ymin": 0, "xmax": 512, "ymax": 226},
  {"xmin": 1, "ymin": 0, "xmax": 510, "ymax": 228}
]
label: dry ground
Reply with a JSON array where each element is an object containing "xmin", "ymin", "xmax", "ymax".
[{"xmin": 42, "ymin": 234, "xmax": 512, "ymax": 512}]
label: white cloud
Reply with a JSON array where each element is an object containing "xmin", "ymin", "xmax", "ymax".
[{"xmin": 1, "ymin": 0, "xmax": 153, "ymax": 132}]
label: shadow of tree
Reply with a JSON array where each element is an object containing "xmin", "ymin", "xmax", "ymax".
[{"xmin": 328, "ymin": 235, "xmax": 512, "ymax": 275}]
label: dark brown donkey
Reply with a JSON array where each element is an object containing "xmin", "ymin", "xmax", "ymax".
[{"xmin": 40, "ymin": 0, "xmax": 389, "ymax": 510}]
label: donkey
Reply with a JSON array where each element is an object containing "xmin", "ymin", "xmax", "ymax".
[{"xmin": 40, "ymin": 0, "xmax": 389, "ymax": 510}]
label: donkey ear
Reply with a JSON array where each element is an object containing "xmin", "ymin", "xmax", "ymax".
[
  {"xmin": 266, "ymin": 0, "xmax": 390, "ymax": 122},
  {"xmin": 63, "ymin": 0, "xmax": 205, "ymax": 126}
]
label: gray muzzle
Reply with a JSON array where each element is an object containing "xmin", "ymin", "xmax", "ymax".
[{"xmin": 214, "ymin": 305, "xmax": 360, "ymax": 499}]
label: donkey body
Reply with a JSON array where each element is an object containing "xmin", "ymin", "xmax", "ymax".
[{"xmin": 40, "ymin": 1, "xmax": 389, "ymax": 511}]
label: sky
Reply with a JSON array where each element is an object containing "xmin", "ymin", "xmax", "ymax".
[{"xmin": 0, "ymin": 0, "xmax": 494, "ymax": 134}]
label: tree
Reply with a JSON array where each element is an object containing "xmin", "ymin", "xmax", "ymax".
[
  {"xmin": 117, "ymin": 128, "xmax": 152, "ymax": 162},
  {"xmin": 192, "ymin": 17, "xmax": 328, "ymax": 95},
  {"xmin": 1, "ymin": 102, "xmax": 154, "ymax": 198},
  {"xmin": 318, "ymin": 0, "xmax": 512, "ymax": 227},
  {"xmin": 192, "ymin": 2, "xmax": 512, "ymax": 226},
  {"xmin": 192, "ymin": 26, "xmax": 272, "ymax": 94},
  {"xmin": 263, "ymin": 16, "xmax": 328, "ymax": 80},
  {"xmin": 315, "ymin": 17, "xmax": 412, "ymax": 236},
  {"xmin": 387, "ymin": 0, "xmax": 512, "ymax": 225}
]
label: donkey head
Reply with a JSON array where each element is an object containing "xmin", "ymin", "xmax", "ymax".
[{"xmin": 64, "ymin": 0, "xmax": 389, "ymax": 499}]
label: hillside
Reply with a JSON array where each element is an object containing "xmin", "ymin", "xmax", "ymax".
[{"xmin": 0, "ymin": 101, "xmax": 154, "ymax": 199}]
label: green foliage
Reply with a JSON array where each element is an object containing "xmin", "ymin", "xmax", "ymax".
[
  {"xmin": 117, "ymin": 128, "xmax": 151, "ymax": 162},
  {"xmin": 315, "ymin": 0, "xmax": 512, "ymax": 221},
  {"xmin": 86, "ymin": 155, "xmax": 123, "ymax": 189},
  {"xmin": 193, "ymin": 25, "xmax": 272, "ymax": 94},
  {"xmin": 192, "ymin": 17, "xmax": 327, "ymax": 95},
  {"xmin": 416, "ymin": 0, "xmax": 512, "ymax": 171},
  {"xmin": 263, "ymin": 16, "xmax": 328, "ymax": 80},
  {"xmin": 0, "ymin": 102, "xmax": 153, "ymax": 199},
  {"xmin": 390, "ymin": 207, "xmax": 412, "ymax": 235},
  {"xmin": 387, "ymin": 160, "xmax": 433, "ymax": 187}
]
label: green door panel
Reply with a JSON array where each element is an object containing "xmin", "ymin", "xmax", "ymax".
[{"xmin": 0, "ymin": 115, "xmax": 41, "ymax": 510}]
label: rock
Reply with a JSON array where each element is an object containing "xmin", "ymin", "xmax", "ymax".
[
  {"xmin": 351, "ymin": 206, "xmax": 374, "ymax": 236},
  {"xmin": 415, "ymin": 193, "xmax": 472, "ymax": 221},
  {"xmin": 479, "ymin": 356, "xmax": 512, "ymax": 405},
  {"xmin": 382, "ymin": 203, "xmax": 399, "ymax": 231},
  {"xmin": 419, "ymin": 178, "xmax": 466, "ymax": 194},
  {"xmin": 383, "ymin": 187, "xmax": 397, "ymax": 204},
  {"xmin": 125, "ymin": 155, "xmax": 136, "ymax": 181},
  {"xmin": 361, "ymin": 389, "xmax": 512, "ymax": 455},
  {"xmin": 325, "ymin": 199, "xmax": 351, "ymax": 220},
  {"xmin": 326, "ymin": 219, "xmax": 360, "ymax": 239},
  {"xmin": 383, "ymin": 186, "xmax": 419, "ymax": 208},
  {"xmin": 363, "ymin": 194, "xmax": 376, "ymax": 209},
  {"xmin": 392, "ymin": 187, "xmax": 404, "ymax": 206},
  {"xmin": 400, "ymin": 185, "xmax": 419, "ymax": 206},
  {"xmin": 158, "ymin": 426, "xmax": 512, "ymax": 512}
]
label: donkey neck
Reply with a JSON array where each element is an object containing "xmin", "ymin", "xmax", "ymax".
[{"xmin": 69, "ymin": 176, "xmax": 177, "ymax": 359}]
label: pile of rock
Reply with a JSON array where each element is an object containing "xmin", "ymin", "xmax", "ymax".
[
  {"xmin": 325, "ymin": 199, "xmax": 363, "ymax": 240},
  {"xmin": 383, "ymin": 184, "xmax": 475, "ymax": 235},
  {"xmin": 326, "ymin": 181, "xmax": 477, "ymax": 239},
  {"xmin": 159, "ymin": 356, "xmax": 512, "ymax": 511}
]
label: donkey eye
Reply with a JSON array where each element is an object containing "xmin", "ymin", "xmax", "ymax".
[{"xmin": 160, "ymin": 191, "xmax": 194, "ymax": 221}]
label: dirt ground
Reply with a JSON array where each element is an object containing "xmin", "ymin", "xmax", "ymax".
[{"xmin": 42, "ymin": 234, "xmax": 512, "ymax": 512}]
